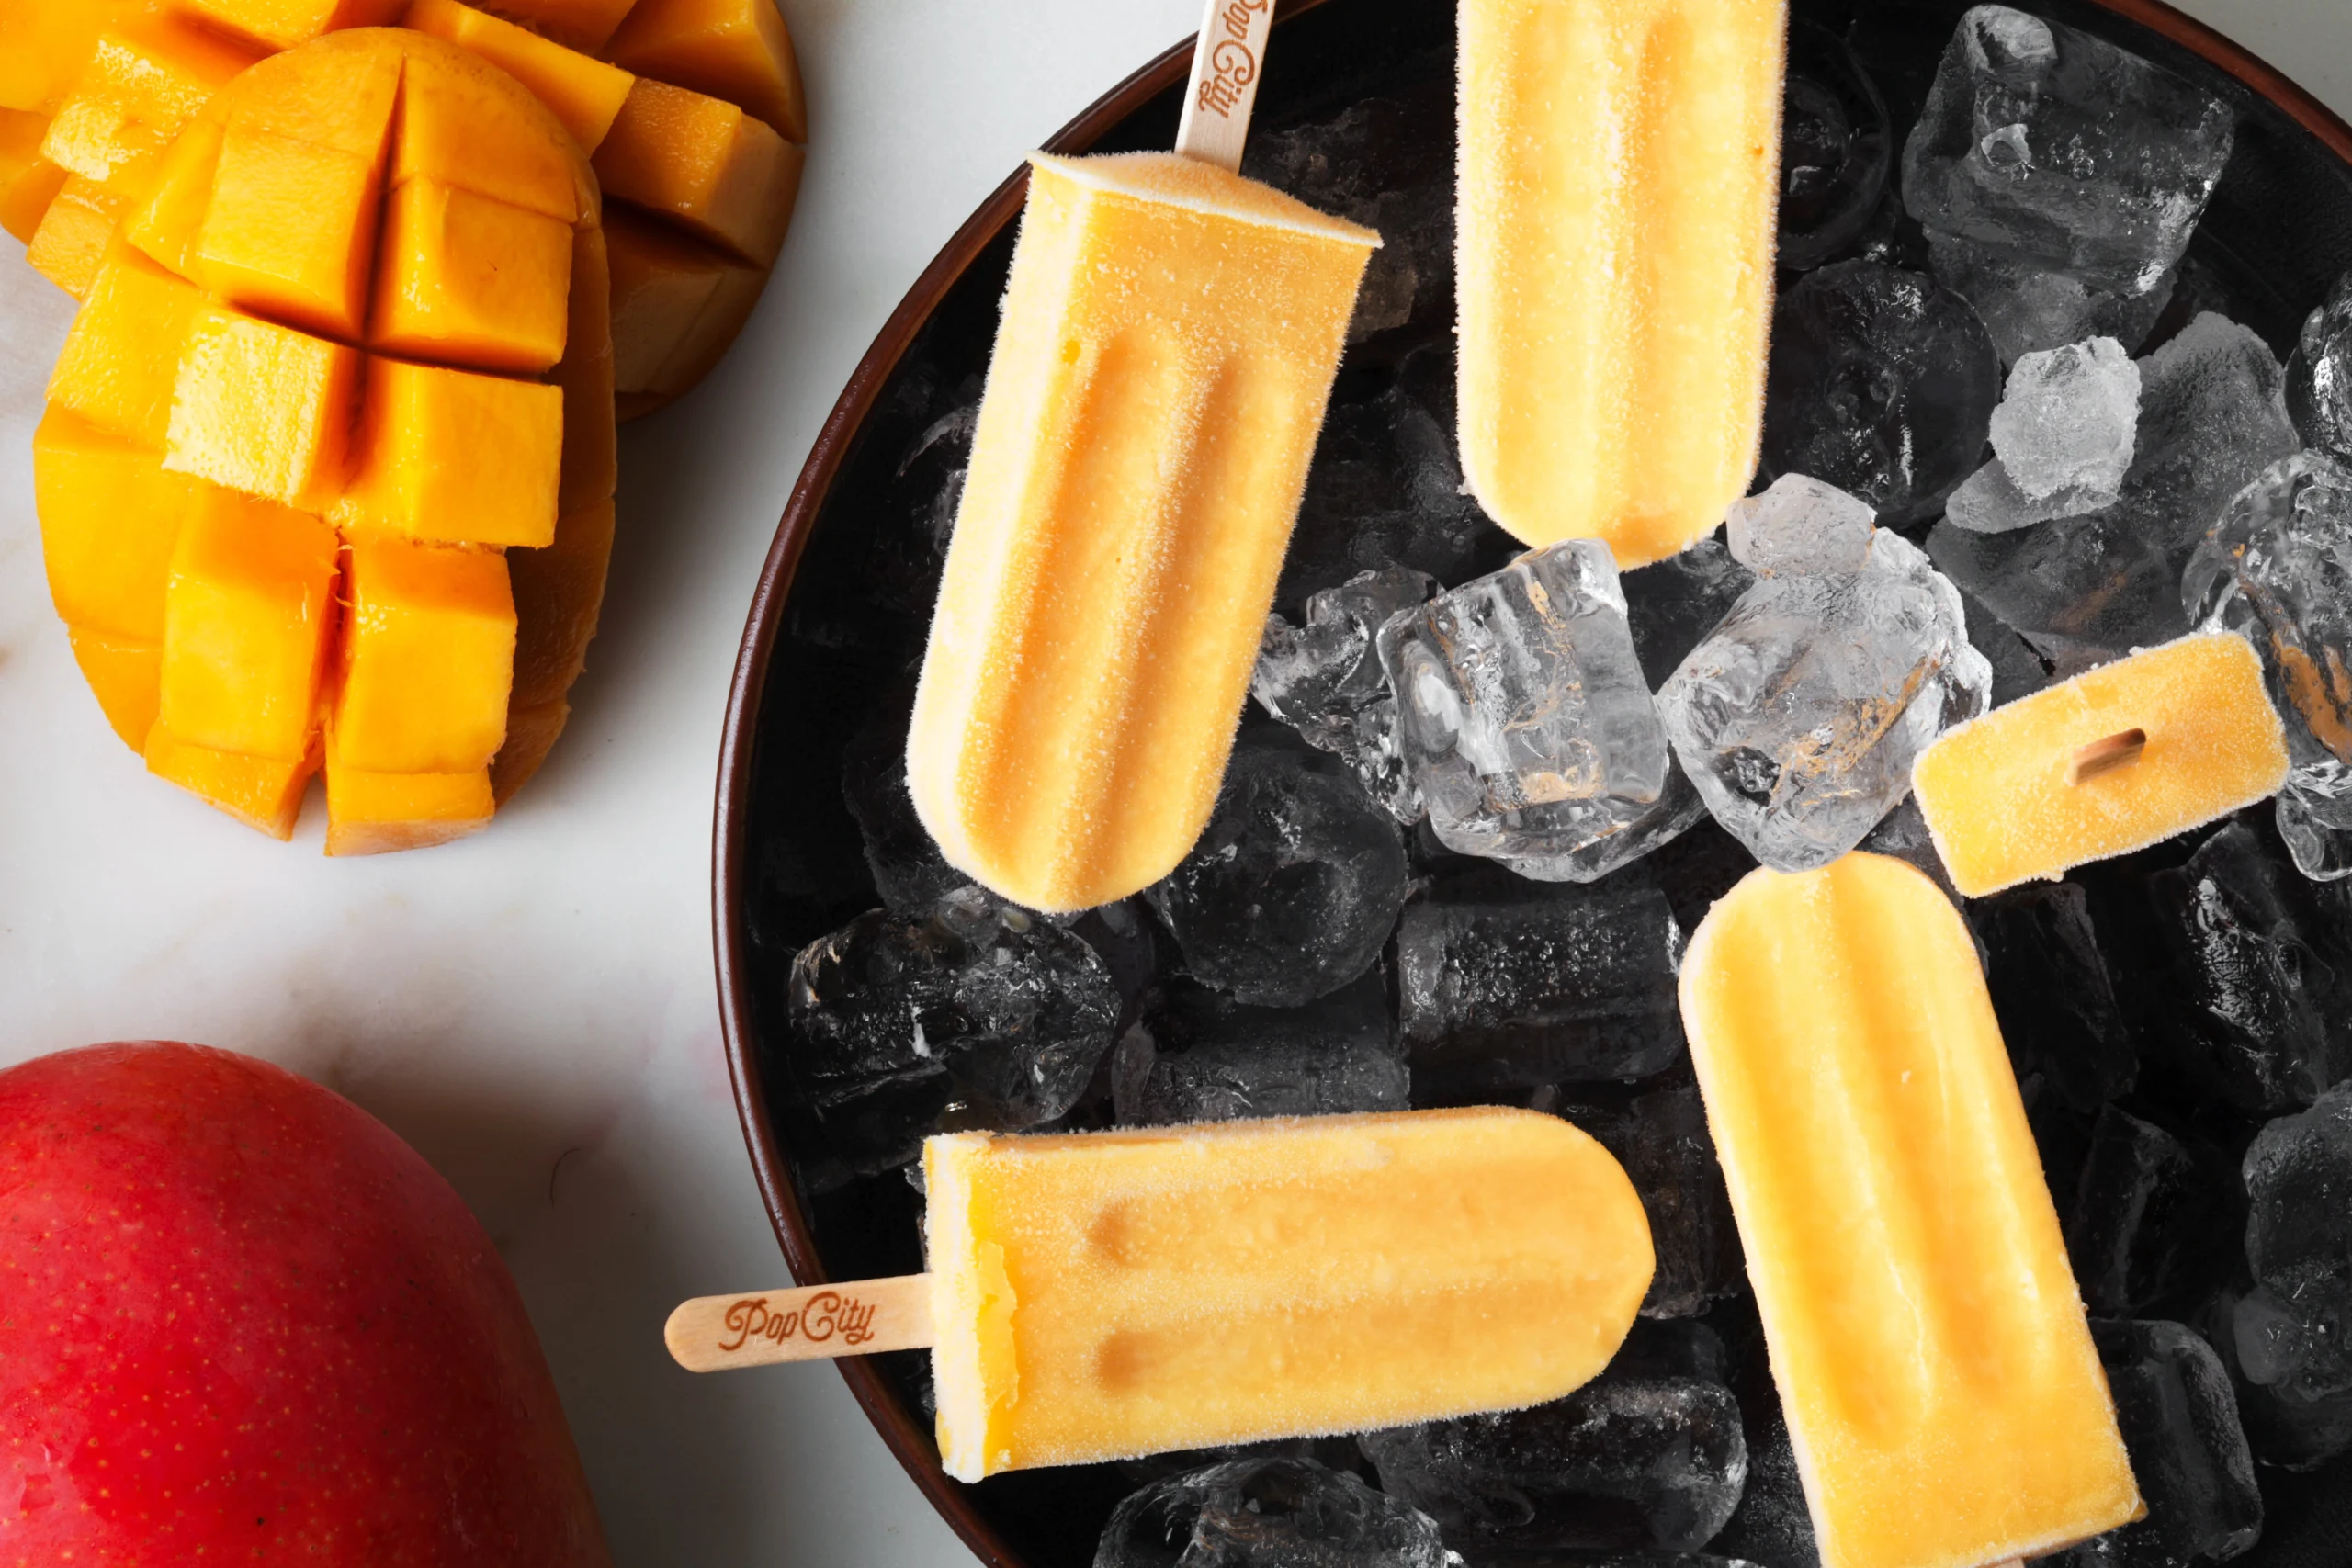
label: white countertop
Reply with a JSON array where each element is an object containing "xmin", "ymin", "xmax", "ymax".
[{"xmin": 0, "ymin": 1, "xmax": 2344, "ymax": 1562}]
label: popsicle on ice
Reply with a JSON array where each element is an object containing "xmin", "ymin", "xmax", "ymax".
[
  {"xmin": 1457, "ymin": 0, "xmax": 1786, "ymax": 567},
  {"xmin": 1681, "ymin": 852, "xmax": 2141, "ymax": 1568},
  {"xmin": 904, "ymin": 0, "xmax": 1377, "ymax": 914},
  {"xmin": 664, "ymin": 1107, "xmax": 1655, "ymax": 1481},
  {"xmin": 1913, "ymin": 632, "xmax": 2290, "ymax": 897}
]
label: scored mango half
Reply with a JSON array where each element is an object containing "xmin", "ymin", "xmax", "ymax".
[
  {"xmin": 11, "ymin": 0, "xmax": 802, "ymax": 414},
  {"xmin": 36, "ymin": 28, "xmax": 615, "ymax": 853}
]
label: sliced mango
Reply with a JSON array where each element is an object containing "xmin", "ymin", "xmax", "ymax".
[
  {"xmin": 68, "ymin": 626, "xmax": 164, "ymax": 751},
  {"xmin": 120, "ymin": 110, "xmax": 220, "ymax": 274},
  {"xmin": 604, "ymin": 203, "xmax": 763, "ymax": 413},
  {"xmin": 0, "ymin": 109, "xmax": 67, "ymax": 243},
  {"xmin": 510, "ymin": 499, "xmax": 615, "ymax": 710},
  {"xmin": 396, "ymin": 36, "xmax": 589, "ymax": 225},
  {"xmin": 593, "ymin": 76, "xmax": 798, "ymax": 265},
  {"xmin": 491, "ymin": 697, "xmax": 571, "ymax": 805},
  {"xmin": 334, "ymin": 536, "xmax": 516, "ymax": 773},
  {"xmin": 322, "ymin": 753, "xmax": 494, "ymax": 855},
  {"xmin": 173, "ymin": 0, "xmax": 405, "ymax": 52},
  {"xmin": 370, "ymin": 175, "xmax": 574, "ymax": 373},
  {"xmin": 476, "ymin": 0, "xmax": 638, "ymax": 52},
  {"xmin": 340, "ymin": 356, "xmax": 563, "ymax": 547},
  {"xmin": 557, "ymin": 221, "xmax": 618, "ymax": 508},
  {"xmin": 27, "ymin": 174, "xmax": 130, "ymax": 296},
  {"xmin": 47, "ymin": 241, "xmax": 207, "ymax": 445},
  {"xmin": 38, "ymin": 16, "xmax": 260, "ymax": 192},
  {"xmin": 159, "ymin": 487, "xmax": 339, "ymax": 760},
  {"xmin": 164, "ymin": 304, "xmax": 361, "ymax": 509},
  {"xmin": 146, "ymin": 724, "xmax": 317, "ymax": 839},
  {"xmin": 404, "ymin": 0, "xmax": 636, "ymax": 152},
  {"xmin": 604, "ymin": 0, "xmax": 806, "ymax": 142},
  {"xmin": 1, "ymin": 0, "xmax": 124, "ymax": 118},
  {"xmin": 33, "ymin": 407, "xmax": 198, "ymax": 641}
]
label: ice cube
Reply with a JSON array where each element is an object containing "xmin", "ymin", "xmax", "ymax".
[
  {"xmin": 2205, "ymin": 1284, "xmax": 2352, "ymax": 1472},
  {"xmin": 2286, "ymin": 269, "xmax": 2352, "ymax": 465},
  {"xmin": 1507, "ymin": 764, "xmax": 1712, "ymax": 886},
  {"xmin": 2145, "ymin": 821, "xmax": 2352, "ymax": 1113},
  {"xmin": 1360, "ymin": 1374, "xmax": 1747, "ymax": 1556},
  {"xmin": 1990, "ymin": 337, "xmax": 2142, "ymax": 502},
  {"xmin": 1110, "ymin": 974, "xmax": 1407, "ymax": 1127},
  {"xmin": 1724, "ymin": 475, "xmax": 1876, "ymax": 578},
  {"xmin": 2056, "ymin": 1321, "xmax": 2261, "ymax": 1568},
  {"xmin": 1396, "ymin": 882, "xmax": 1686, "ymax": 1092},
  {"xmin": 1145, "ymin": 747, "xmax": 1410, "ymax": 1009},
  {"xmin": 1779, "ymin": 21, "xmax": 1894, "ymax": 272},
  {"xmin": 1562, "ymin": 1088, "xmax": 1744, "ymax": 1319},
  {"xmin": 1255, "ymin": 565, "xmax": 1438, "ymax": 824},
  {"xmin": 1094, "ymin": 1455, "xmax": 1458, "ymax": 1568},
  {"xmin": 2278, "ymin": 758, "xmax": 2352, "ymax": 882},
  {"xmin": 2239, "ymin": 1083, "xmax": 2352, "ymax": 1403},
  {"xmin": 1709, "ymin": 1394, "xmax": 1817, "ymax": 1568},
  {"xmin": 1928, "ymin": 231, "xmax": 2176, "ymax": 367},
  {"xmin": 1379, "ymin": 540, "xmax": 1675, "ymax": 874},
  {"xmin": 1901, "ymin": 6, "xmax": 2233, "ymax": 296},
  {"xmin": 1658, "ymin": 532, "xmax": 1993, "ymax": 873},
  {"xmin": 840, "ymin": 684, "xmax": 963, "ymax": 913},
  {"xmin": 1976, "ymin": 883, "xmax": 2138, "ymax": 1112},
  {"xmin": 1623, "ymin": 540, "xmax": 1759, "ymax": 691},
  {"xmin": 2066, "ymin": 1106, "xmax": 2233, "ymax": 1317},
  {"xmin": 786, "ymin": 886, "xmax": 1121, "ymax": 1176},
  {"xmin": 1762, "ymin": 261, "xmax": 2003, "ymax": 526}
]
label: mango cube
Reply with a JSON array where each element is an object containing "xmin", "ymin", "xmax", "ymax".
[
  {"xmin": 404, "ymin": 0, "xmax": 636, "ymax": 152},
  {"xmin": 146, "ymin": 725, "xmax": 317, "ymax": 839},
  {"xmin": 1, "ymin": 2, "xmax": 109, "ymax": 117},
  {"xmin": 47, "ymin": 242, "xmax": 207, "ymax": 446},
  {"xmin": 322, "ymin": 756, "xmax": 494, "ymax": 855},
  {"xmin": 341, "ymin": 357, "xmax": 563, "ymax": 547},
  {"xmin": 469, "ymin": 0, "xmax": 637, "ymax": 52},
  {"xmin": 370, "ymin": 175, "xmax": 573, "ymax": 374},
  {"xmin": 192, "ymin": 113, "xmax": 396, "ymax": 338},
  {"xmin": 604, "ymin": 205, "xmax": 765, "ymax": 410},
  {"xmin": 122, "ymin": 111, "xmax": 222, "ymax": 276},
  {"xmin": 159, "ymin": 489, "xmax": 339, "ymax": 760},
  {"xmin": 164, "ymin": 305, "xmax": 361, "ymax": 508},
  {"xmin": 68, "ymin": 626, "xmax": 164, "ymax": 752},
  {"xmin": 0, "ymin": 107, "xmax": 66, "ymax": 243},
  {"xmin": 34, "ymin": 407, "xmax": 200, "ymax": 641},
  {"xmin": 171, "ymin": 0, "xmax": 407, "ymax": 52},
  {"xmin": 334, "ymin": 538, "xmax": 516, "ymax": 774},
  {"xmin": 593, "ymin": 77, "xmax": 799, "ymax": 265},
  {"xmin": 26, "ymin": 174, "xmax": 129, "ymax": 297},
  {"xmin": 39, "ymin": 17, "xmax": 260, "ymax": 190},
  {"xmin": 510, "ymin": 500, "xmax": 615, "ymax": 710},
  {"xmin": 605, "ymin": 0, "xmax": 807, "ymax": 141},
  {"xmin": 396, "ymin": 43, "xmax": 586, "ymax": 225}
]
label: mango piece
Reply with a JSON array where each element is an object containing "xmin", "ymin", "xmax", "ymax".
[
  {"xmin": 67, "ymin": 626, "xmax": 163, "ymax": 751},
  {"xmin": 164, "ymin": 304, "xmax": 361, "ymax": 509},
  {"xmin": 0, "ymin": 109, "xmax": 66, "ymax": 243},
  {"xmin": 1, "ymin": 0, "xmax": 121, "ymax": 117},
  {"xmin": 159, "ymin": 488, "xmax": 338, "ymax": 760},
  {"xmin": 475, "ymin": 0, "xmax": 637, "ymax": 52},
  {"xmin": 33, "ymin": 407, "xmax": 198, "ymax": 641},
  {"xmin": 322, "ymin": 754, "xmax": 494, "ymax": 855},
  {"xmin": 145, "ymin": 725, "xmax": 317, "ymax": 839},
  {"xmin": 593, "ymin": 76, "xmax": 798, "ymax": 265},
  {"xmin": 557, "ymin": 222, "xmax": 617, "ymax": 507},
  {"xmin": 396, "ymin": 37, "xmax": 591, "ymax": 225},
  {"xmin": 602, "ymin": 202, "xmax": 765, "ymax": 412},
  {"xmin": 340, "ymin": 356, "xmax": 563, "ymax": 547},
  {"xmin": 171, "ymin": 0, "xmax": 405, "ymax": 52},
  {"xmin": 47, "ymin": 241, "xmax": 206, "ymax": 445},
  {"xmin": 491, "ymin": 698, "xmax": 570, "ymax": 804},
  {"xmin": 39, "ymin": 16, "xmax": 260, "ymax": 191},
  {"xmin": 604, "ymin": 0, "xmax": 806, "ymax": 142},
  {"xmin": 510, "ymin": 499, "xmax": 614, "ymax": 709},
  {"xmin": 334, "ymin": 537, "xmax": 515, "ymax": 773},
  {"xmin": 370, "ymin": 175, "xmax": 573, "ymax": 374},
  {"xmin": 120, "ymin": 109, "xmax": 220, "ymax": 273},
  {"xmin": 405, "ymin": 0, "xmax": 636, "ymax": 152},
  {"xmin": 26, "ymin": 175, "xmax": 130, "ymax": 296}
]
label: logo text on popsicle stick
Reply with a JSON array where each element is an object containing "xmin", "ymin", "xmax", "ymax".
[
  {"xmin": 1195, "ymin": 0, "xmax": 1270, "ymax": 119},
  {"xmin": 717, "ymin": 1291, "xmax": 877, "ymax": 1352}
]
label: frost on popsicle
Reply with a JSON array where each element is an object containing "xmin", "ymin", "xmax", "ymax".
[{"xmin": 1658, "ymin": 529, "xmax": 1992, "ymax": 873}]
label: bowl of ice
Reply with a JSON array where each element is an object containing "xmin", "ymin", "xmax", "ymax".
[{"xmin": 714, "ymin": 0, "xmax": 2352, "ymax": 1562}]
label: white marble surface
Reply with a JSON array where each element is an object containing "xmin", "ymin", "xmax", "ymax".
[{"xmin": 0, "ymin": 1, "xmax": 2345, "ymax": 1563}]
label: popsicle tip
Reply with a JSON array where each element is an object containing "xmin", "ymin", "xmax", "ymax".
[{"xmin": 2064, "ymin": 728, "xmax": 2148, "ymax": 785}]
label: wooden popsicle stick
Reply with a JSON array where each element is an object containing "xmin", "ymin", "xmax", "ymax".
[
  {"xmin": 2066, "ymin": 728, "xmax": 2149, "ymax": 785},
  {"xmin": 664, "ymin": 1274, "xmax": 933, "ymax": 1372},
  {"xmin": 1173, "ymin": 0, "xmax": 1276, "ymax": 171}
]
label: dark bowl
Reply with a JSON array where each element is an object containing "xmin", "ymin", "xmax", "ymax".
[{"xmin": 714, "ymin": 2, "xmax": 2352, "ymax": 1564}]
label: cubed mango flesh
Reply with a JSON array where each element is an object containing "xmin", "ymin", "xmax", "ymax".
[
  {"xmin": 404, "ymin": 0, "xmax": 636, "ymax": 153},
  {"xmin": 604, "ymin": 205, "xmax": 765, "ymax": 412},
  {"xmin": 322, "ymin": 754, "xmax": 493, "ymax": 854},
  {"xmin": 121, "ymin": 109, "xmax": 220, "ymax": 275},
  {"xmin": 1, "ymin": 0, "xmax": 117, "ymax": 117},
  {"xmin": 370, "ymin": 175, "xmax": 573, "ymax": 374},
  {"xmin": 593, "ymin": 76, "xmax": 798, "ymax": 265},
  {"xmin": 0, "ymin": 108, "xmax": 67, "ymax": 243},
  {"xmin": 396, "ymin": 39, "xmax": 588, "ymax": 225},
  {"xmin": 39, "ymin": 16, "xmax": 261, "ymax": 190},
  {"xmin": 472, "ymin": 0, "xmax": 637, "ymax": 52},
  {"xmin": 34, "ymin": 407, "xmax": 198, "ymax": 641},
  {"xmin": 334, "ymin": 537, "xmax": 515, "ymax": 773},
  {"xmin": 27, "ymin": 175, "xmax": 130, "ymax": 296},
  {"xmin": 340, "ymin": 356, "xmax": 563, "ymax": 547},
  {"xmin": 158, "ymin": 486, "xmax": 339, "ymax": 760},
  {"xmin": 164, "ymin": 304, "xmax": 360, "ymax": 508},
  {"xmin": 48, "ymin": 241, "xmax": 206, "ymax": 446},
  {"xmin": 146, "ymin": 724, "xmax": 317, "ymax": 839},
  {"xmin": 557, "ymin": 222, "xmax": 617, "ymax": 509},
  {"xmin": 490, "ymin": 697, "xmax": 570, "ymax": 805},
  {"xmin": 68, "ymin": 626, "xmax": 164, "ymax": 751},
  {"xmin": 510, "ymin": 499, "xmax": 614, "ymax": 709},
  {"xmin": 604, "ymin": 0, "xmax": 805, "ymax": 142},
  {"xmin": 172, "ymin": 0, "xmax": 405, "ymax": 53}
]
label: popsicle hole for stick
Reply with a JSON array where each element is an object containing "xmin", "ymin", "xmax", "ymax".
[{"xmin": 2066, "ymin": 728, "xmax": 2147, "ymax": 785}]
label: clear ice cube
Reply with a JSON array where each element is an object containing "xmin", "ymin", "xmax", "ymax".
[
  {"xmin": 1145, "ymin": 747, "xmax": 1410, "ymax": 1010},
  {"xmin": 2287, "ymin": 269, "xmax": 2352, "ymax": 465},
  {"xmin": 2239, "ymin": 1083, "xmax": 2352, "ymax": 1404},
  {"xmin": 2066, "ymin": 1106, "xmax": 2232, "ymax": 1317},
  {"xmin": 1623, "ymin": 540, "xmax": 1758, "ymax": 691},
  {"xmin": 1658, "ymin": 532, "xmax": 1993, "ymax": 873},
  {"xmin": 2057, "ymin": 1320, "xmax": 2262, "ymax": 1568},
  {"xmin": 1378, "ymin": 540, "xmax": 1674, "ymax": 874},
  {"xmin": 1724, "ymin": 475, "xmax": 1876, "ymax": 578},
  {"xmin": 1779, "ymin": 21, "xmax": 1894, "ymax": 272},
  {"xmin": 1928, "ymin": 231, "xmax": 2176, "ymax": 367},
  {"xmin": 1110, "ymin": 974, "xmax": 1407, "ymax": 1127},
  {"xmin": 1901, "ymin": 6, "xmax": 2233, "ymax": 296},
  {"xmin": 1094, "ymin": 1456, "xmax": 1458, "ymax": 1568},
  {"xmin": 1254, "ymin": 565, "xmax": 1438, "ymax": 823},
  {"xmin": 1990, "ymin": 337, "xmax": 2141, "ymax": 502},
  {"xmin": 1710, "ymin": 1393, "xmax": 1816, "ymax": 1568},
  {"xmin": 2278, "ymin": 758, "xmax": 2352, "ymax": 882}
]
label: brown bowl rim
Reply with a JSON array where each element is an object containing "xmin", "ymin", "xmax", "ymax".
[{"xmin": 710, "ymin": 4, "xmax": 2352, "ymax": 1563}]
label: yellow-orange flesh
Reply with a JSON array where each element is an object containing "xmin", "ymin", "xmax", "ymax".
[
  {"xmin": 922, "ymin": 1107, "xmax": 1653, "ymax": 1482},
  {"xmin": 1680, "ymin": 853, "xmax": 2143, "ymax": 1568},
  {"xmin": 1457, "ymin": 0, "xmax": 1784, "ymax": 566},
  {"xmin": 906, "ymin": 152, "xmax": 1375, "ymax": 912}
]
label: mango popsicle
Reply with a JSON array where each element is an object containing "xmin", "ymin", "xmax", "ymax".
[
  {"xmin": 665, "ymin": 1107, "xmax": 1655, "ymax": 1482},
  {"xmin": 1914, "ymin": 632, "xmax": 2290, "ymax": 897},
  {"xmin": 1681, "ymin": 852, "xmax": 2141, "ymax": 1568},
  {"xmin": 1457, "ymin": 0, "xmax": 1785, "ymax": 566}
]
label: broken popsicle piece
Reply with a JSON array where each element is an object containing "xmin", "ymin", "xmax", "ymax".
[
  {"xmin": 1913, "ymin": 632, "xmax": 2290, "ymax": 897},
  {"xmin": 1681, "ymin": 852, "xmax": 2142, "ymax": 1568},
  {"xmin": 663, "ymin": 1107, "xmax": 1654, "ymax": 1482}
]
